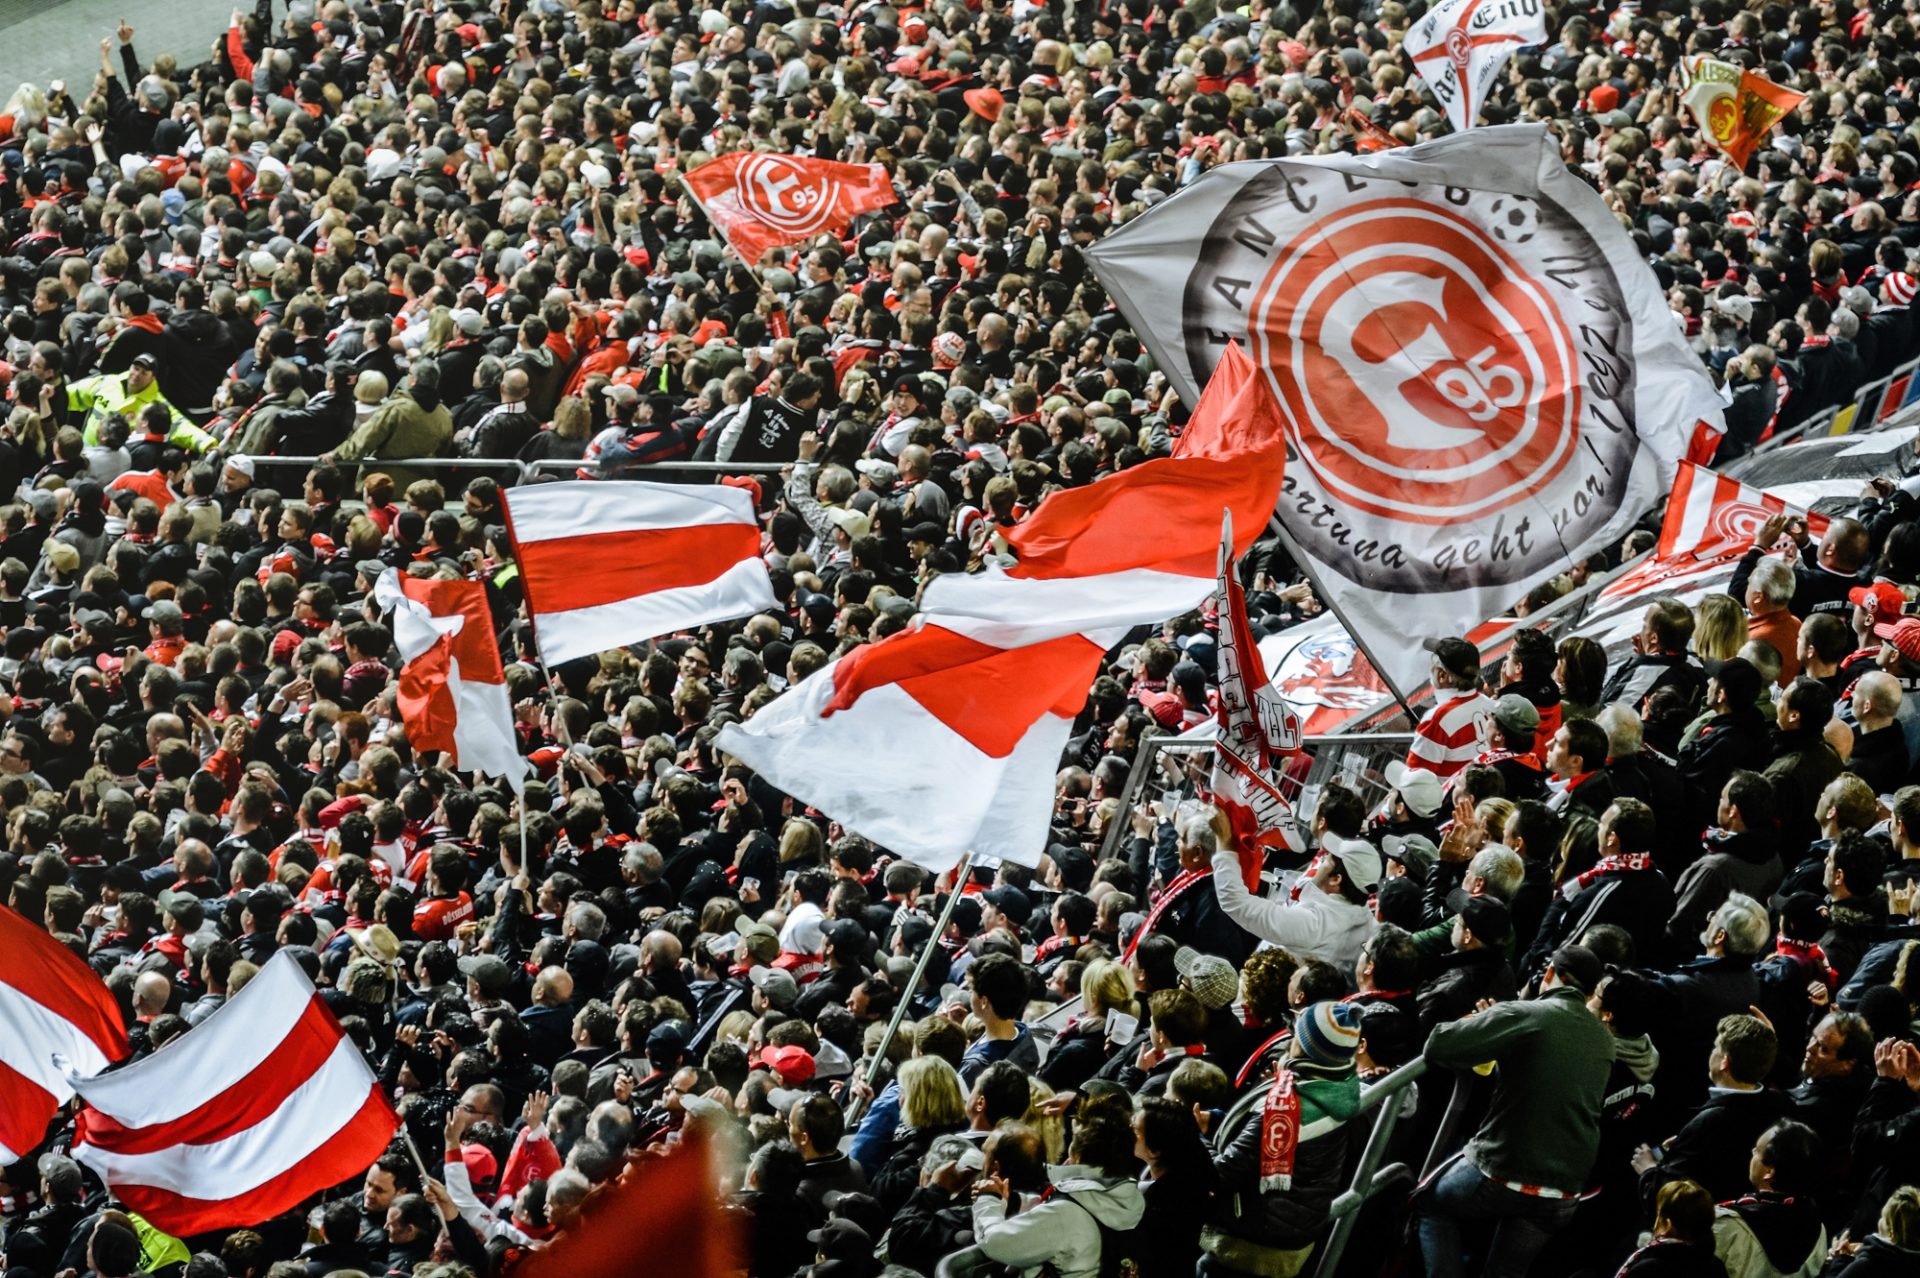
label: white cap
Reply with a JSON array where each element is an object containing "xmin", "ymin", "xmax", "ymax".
[{"xmin": 224, "ymin": 455, "xmax": 256, "ymax": 478}]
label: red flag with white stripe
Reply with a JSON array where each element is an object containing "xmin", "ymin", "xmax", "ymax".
[
  {"xmin": 501, "ymin": 481, "xmax": 778, "ymax": 664},
  {"xmin": 374, "ymin": 570, "xmax": 529, "ymax": 789},
  {"xmin": 717, "ymin": 348, "xmax": 1288, "ymax": 871},
  {"xmin": 70, "ymin": 951, "xmax": 398, "ymax": 1236},
  {"xmin": 1600, "ymin": 460, "xmax": 1829, "ymax": 603},
  {"xmin": 0, "ymin": 907, "xmax": 127, "ymax": 1164},
  {"xmin": 1208, "ymin": 512, "xmax": 1304, "ymax": 888}
]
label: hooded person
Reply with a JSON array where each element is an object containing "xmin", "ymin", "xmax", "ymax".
[{"xmin": 970, "ymin": 1097, "xmax": 1146, "ymax": 1278}]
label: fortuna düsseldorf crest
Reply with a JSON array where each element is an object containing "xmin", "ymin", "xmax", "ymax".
[
  {"xmin": 1179, "ymin": 168, "xmax": 1636, "ymax": 590},
  {"xmin": 1086, "ymin": 127, "xmax": 1722, "ymax": 698}
]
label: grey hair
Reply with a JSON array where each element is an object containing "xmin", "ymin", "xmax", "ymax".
[
  {"xmin": 473, "ymin": 354, "xmax": 506, "ymax": 392},
  {"xmin": 1739, "ymin": 638, "xmax": 1783, "ymax": 687},
  {"xmin": 1467, "ymin": 845, "xmax": 1525, "ymax": 903},
  {"xmin": 1748, "ymin": 555, "xmax": 1796, "ymax": 606},
  {"xmin": 621, "ymin": 841, "xmax": 663, "ymax": 883},
  {"xmin": 1595, "ymin": 703, "xmax": 1643, "ymax": 758},
  {"xmin": 565, "ymin": 900, "xmax": 608, "ymax": 941},
  {"xmin": 546, "ymin": 1168, "xmax": 591, "ymax": 1209},
  {"xmin": 1712, "ymin": 892, "xmax": 1770, "ymax": 957},
  {"xmin": 923, "ymin": 1133, "xmax": 975, "ymax": 1174}
]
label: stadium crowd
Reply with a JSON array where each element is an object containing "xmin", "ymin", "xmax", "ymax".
[{"xmin": 6, "ymin": 2, "xmax": 1920, "ymax": 1278}]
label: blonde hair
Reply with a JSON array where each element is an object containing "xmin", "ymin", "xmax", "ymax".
[
  {"xmin": 1881, "ymin": 1185, "xmax": 1920, "ymax": 1247},
  {"xmin": 1692, "ymin": 593, "xmax": 1749, "ymax": 663},
  {"xmin": 778, "ymin": 817, "xmax": 823, "ymax": 865},
  {"xmin": 897, "ymin": 1056, "xmax": 967, "ymax": 1130},
  {"xmin": 1025, "ymin": 1077, "xmax": 1065, "ymax": 1164},
  {"xmin": 1080, "ymin": 958, "xmax": 1135, "ymax": 1017}
]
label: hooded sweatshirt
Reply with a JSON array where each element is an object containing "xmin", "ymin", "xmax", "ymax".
[
  {"xmin": 972, "ymin": 1164, "xmax": 1146, "ymax": 1278},
  {"xmin": 1712, "ymin": 1193, "xmax": 1825, "ymax": 1278}
]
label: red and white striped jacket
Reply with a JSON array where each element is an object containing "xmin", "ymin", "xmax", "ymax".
[{"xmin": 1406, "ymin": 688, "xmax": 1494, "ymax": 779}]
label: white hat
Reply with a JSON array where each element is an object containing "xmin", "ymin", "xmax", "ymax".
[
  {"xmin": 1383, "ymin": 760, "xmax": 1444, "ymax": 818},
  {"xmin": 366, "ymin": 148, "xmax": 403, "ymax": 182},
  {"xmin": 224, "ymin": 455, "xmax": 256, "ymax": 478},
  {"xmin": 1323, "ymin": 835, "xmax": 1383, "ymax": 891},
  {"xmin": 580, "ymin": 161, "xmax": 612, "ymax": 190},
  {"xmin": 450, "ymin": 308, "xmax": 486, "ymax": 336}
]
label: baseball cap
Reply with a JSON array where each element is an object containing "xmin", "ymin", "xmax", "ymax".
[
  {"xmin": 130, "ymin": 352, "xmax": 160, "ymax": 370},
  {"xmin": 1548, "ymin": 944, "xmax": 1604, "ymax": 993},
  {"xmin": 1713, "ymin": 294, "xmax": 1754, "ymax": 324},
  {"xmin": 450, "ymin": 308, "xmax": 487, "ymax": 336},
  {"xmin": 146, "ymin": 600, "xmax": 183, "ymax": 627},
  {"xmin": 156, "ymin": 889, "xmax": 204, "ymax": 930},
  {"xmin": 981, "ymin": 885, "xmax": 1032, "ymax": 926},
  {"xmin": 758, "ymin": 1044, "xmax": 816, "ymax": 1086},
  {"xmin": 1491, "ymin": 693, "xmax": 1540, "ymax": 734},
  {"xmin": 1382, "ymin": 761, "xmax": 1443, "ymax": 818},
  {"xmin": 1851, "ymin": 581, "xmax": 1906, "ymax": 626},
  {"xmin": 1173, "ymin": 946, "xmax": 1239, "ymax": 1010},
  {"xmin": 1458, "ymin": 895, "xmax": 1512, "ymax": 945},
  {"xmin": 1324, "ymin": 835, "xmax": 1383, "ymax": 891},
  {"xmin": 458, "ymin": 954, "xmax": 513, "ymax": 996},
  {"xmin": 646, "ymin": 1021, "xmax": 691, "ymax": 1066},
  {"xmin": 738, "ymin": 919, "xmax": 780, "ymax": 964},
  {"xmin": 907, "ymin": 522, "xmax": 944, "ymax": 545},
  {"xmin": 603, "ymin": 383, "xmax": 640, "ymax": 405},
  {"xmin": 822, "ymin": 918, "xmax": 870, "ymax": 961},
  {"xmin": 74, "ymin": 608, "xmax": 114, "ymax": 635},
  {"xmin": 223, "ymin": 455, "xmax": 255, "ymax": 478},
  {"xmin": 748, "ymin": 964, "xmax": 799, "ymax": 1010},
  {"xmin": 808, "ymin": 1219, "xmax": 873, "ymax": 1262},
  {"xmin": 1875, "ymin": 617, "xmax": 1920, "ymax": 666},
  {"xmin": 1381, "ymin": 833, "xmax": 1438, "ymax": 883},
  {"xmin": 855, "ymin": 459, "xmax": 899, "ymax": 486},
  {"xmin": 1424, "ymin": 636, "xmax": 1481, "ymax": 682}
]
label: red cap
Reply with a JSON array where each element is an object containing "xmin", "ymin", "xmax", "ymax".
[
  {"xmin": 271, "ymin": 629, "xmax": 302, "ymax": 662},
  {"xmin": 460, "ymin": 1143, "xmax": 498, "ymax": 1186},
  {"xmin": 1850, "ymin": 581, "xmax": 1906, "ymax": 626},
  {"xmin": 758, "ymin": 1044, "xmax": 816, "ymax": 1085},
  {"xmin": 528, "ymin": 746, "xmax": 565, "ymax": 777},
  {"xmin": 719, "ymin": 474, "xmax": 764, "ymax": 508},
  {"xmin": 1588, "ymin": 84, "xmax": 1620, "ymax": 113},
  {"xmin": 1875, "ymin": 617, "xmax": 1920, "ymax": 665},
  {"xmin": 1139, "ymin": 689, "xmax": 1184, "ymax": 728},
  {"xmin": 1888, "ymin": 272, "xmax": 1918, "ymax": 306}
]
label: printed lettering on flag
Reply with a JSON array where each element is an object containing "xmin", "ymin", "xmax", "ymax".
[
  {"xmin": 1086, "ymin": 126, "xmax": 1723, "ymax": 702},
  {"xmin": 1405, "ymin": 0, "xmax": 1548, "ymax": 134}
]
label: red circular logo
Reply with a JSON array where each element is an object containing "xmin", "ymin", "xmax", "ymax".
[
  {"xmin": 1248, "ymin": 199, "xmax": 1581, "ymax": 527},
  {"xmin": 732, "ymin": 155, "xmax": 842, "ymax": 237}
]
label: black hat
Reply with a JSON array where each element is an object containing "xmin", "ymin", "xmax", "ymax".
[
  {"xmin": 1548, "ymin": 944, "xmax": 1603, "ymax": 993},
  {"xmin": 808, "ymin": 1219, "xmax": 872, "ymax": 1262},
  {"xmin": 981, "ymin": 885, "xmax": 1032, "ymax": 926},
  {"xmin": 1459, "ymin": 896, "xmax": 1512, "ymax": 945}
]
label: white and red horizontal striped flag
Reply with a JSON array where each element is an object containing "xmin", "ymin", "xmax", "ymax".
[
  {"xmin": 502, "ymin": 481, "xmax": 778, "ymax": 664},
  {"xmin": 70, "ymin": 950, "xmax": 397, "ymax": 1236},
  {"xmin": 718, "ymin": 345, "xmax": 1289, "ymax": 872},
  {"xmin": 0, "ymin": 907, "xmax": 126, "ymax": 1164},
  {"xmin": 1599, "ymin": 460, "xmax": 1830, "ymax": 603}
]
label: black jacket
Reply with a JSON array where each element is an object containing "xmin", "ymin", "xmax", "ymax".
[
  {"xmin": 1730, "ymin": 545, "xmax": 1862, "ymax": 621},
  {"xmin": 1678, "ymin": 709, "xmax": 1773, "ymax": 836},
  {"xmin": 1651, "ymin": 955, "xmax": 1761, "ymax": 1120},
  {"xmin": 1639, "ymin": 1086, "xmax": 1790, "ymax": 1207},
  {"xmin": 1524, "ymin": 864, "xmax": 1675, "ymax": 979}
]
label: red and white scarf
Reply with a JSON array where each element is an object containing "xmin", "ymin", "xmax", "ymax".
[
  {"xmin": 1125, "ymin": 868, "xmax": 1209, "ymax": 961},
  {"xmin": 1259, "ymin": 1064, "xmax": 1302, "ymax": 1191},
  {"xmin": 1564, "ymin": 851, "xmax": 1652, "ymax": 897}
]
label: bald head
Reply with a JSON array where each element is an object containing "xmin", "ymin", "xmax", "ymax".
[
  {"xmin": 1855, "ymin": 670, "xmax": 1903, "ymax": 726},
  {"xmin": 531, "ymin": 965, "xmax": 574, "ymax": 1008},
  {"xmin": 133, "ymin": 972, "xmax": 172, "ymax": 1018},
  {"xmin": 500, "ymin": 368, "xmax": 531, "ymax": 403}
]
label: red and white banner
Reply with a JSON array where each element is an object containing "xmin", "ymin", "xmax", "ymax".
[
  {"xmin": 683, "ymin": 153, "xmax": 894, "ymax": 264},
  {"xmin": 919, "ymin": 342, "xmax": 1290, "ymax": 638},
  {"xmin": 502, "ymin": 481, "xmax": 778, "ymax": 664},
  {"xmin": 1405, "ymin": 0, "xmax": 1548, "ymax": 134},
  {"xmin": 70, "ymin": 951, "xmax": 397, "ymax": 1236},
  {"xmin": 0, "ymin": 907, "xmax": 126, "ymax": 1163},
  {"xmin": 1257, "ymin": 614, "xmax": 1393, "ymax": 736},
  {"xmin": 374, "ymin": 570, "xmax": 528, "ymax": 789},
  {"xmin": 1086, "ymin": 126, "xmax": 1723, "ymax": 702},
  {"xmin": 721, "ymin": 348, "xmax": 1289, "ymax": 872},
  {"xmin": 1581, "ymin": 461, "xmax": 1828, "ymax": 656},
  {"xmin": 1209, "ymin": 513, "xmax": 1303, "ymax": 887}
]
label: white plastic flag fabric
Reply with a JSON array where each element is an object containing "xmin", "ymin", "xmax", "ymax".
[
  {"xmin": 1085, "ymin": 126, "xmax": 1723, "ymax": 700},
  {"xmin": 1405, "ymin": 0, "xmax": 1548, "ymax": 134}
]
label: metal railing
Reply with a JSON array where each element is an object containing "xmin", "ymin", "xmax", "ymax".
[
  {"xmin": 1312, "ymin": 1060, "xmax": 1476, "ymax": 1278},
  {"xmin": 1757, "ymin": 352, "xmax": 1920, "ymax": 451},
  {"xmin": 228, "ymin": 455, "xmax": 790, "ymax": 484}
]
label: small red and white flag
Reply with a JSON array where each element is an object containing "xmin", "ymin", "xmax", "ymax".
[
  {"xmin": 375, "ymin": 570, "xmax": 529, "ymax": 789},
  {"xmin": 501, "ymin": 481, "xmax": 778, "ymax": 664},
  {"xmin": 1404, "ymin": 0, "xmax": 1547, "ymax": 134},
  {"xmin": 682, "ymin": 152, "xmax": 895, "ymax": 264},
  {"xmin": 718, "ymin": 348, "xmax": 1290, "ymax": 872},
  {"xmin": 69, "ymin": 951, "xmax": 398, "ymax": 1236},
  {"xmin": 0, "ymin": 907, "xmax": 127, "ymax": 1164},
  {"xmin": 1208, "ymin": 512, "xmax": 1303, "ymax": 888},
  {"xmin": 1599, "ymin": 460, "xmax": 1830, "ymax": 603}
]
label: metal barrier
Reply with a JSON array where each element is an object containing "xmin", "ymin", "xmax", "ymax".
[
  {"xmin": 1311, "ymin": 1061, "xmax": 1477, "ymax": 1278},
  {"xmin": 228, "ymin": 455, "xmax": 790, "ymax": 484},
  {"xmin": 1756, "ymin": 352, "xmax": 1920, "ymax": 452}
]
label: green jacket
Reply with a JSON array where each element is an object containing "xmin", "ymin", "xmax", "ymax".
[
  {"xmin": 1423, "ymin": 986, "xmax": 1614, "ymax": 1194},
  {"xmin": 332, "ymin": 389, "xmax": 452, "ymax": 490}
]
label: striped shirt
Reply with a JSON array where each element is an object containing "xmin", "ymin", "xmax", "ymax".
[{"xmin": 1407, "ymin": 689, "xmax": 1494, "ymax": 779}]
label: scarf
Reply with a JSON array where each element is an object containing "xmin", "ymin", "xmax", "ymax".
[
  {"xmin": 1565, "ymin": 851, "xmax": 1651, "ymax": 897},
  {"xmin": 1775, "ymin": 936, "xmax": 1837, "ymax": 988},
  {"xmin": 1259, "ymin": 1063, "xmax": 1302, "ymax": 1191},
  {"xmin": 1034, "ymin": 933, "xmax": 1086, "ymax": 963},
  {"xmin": 1125, "ymin": 867, "xmax": 1208, "ymax": 961}
]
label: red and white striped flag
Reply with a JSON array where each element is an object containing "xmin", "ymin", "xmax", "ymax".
[
  {"xmin": 1599, "ymin": 460, "xmax": 1830, "ymax": 603},
  {"xmin": 502, "ymin": 481, "xmax": 778, "ymax": 664},
  {"xmin": 682, "ymin": 152, "xmax": 895, "ymax": 264},
  {"xmin": 717, "ymin": 346, "xmax": 1289, "ymax": 872},
  {"xmin": 70, "ymin": 951, "xmax": 398, "ymax": 1236},
  {"xmin": 1208, "ymin": 512, "xmax": 1303, "ymax": 888},
  {"xmin": 374, "ymin": 570, "xmax": 528, "ymax": 789},
  {"xmin": 0, "ymin": 908, "xmax": 126, "ymax": 1164}
]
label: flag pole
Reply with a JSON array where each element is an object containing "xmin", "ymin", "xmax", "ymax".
[
  {"xmin": 1263, "ymin": 514, "xmax": 1419, "ymax": 721},
  {"xmin": 848, "ymin": 851, "xmax": 972, "ymax": 1126}
]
